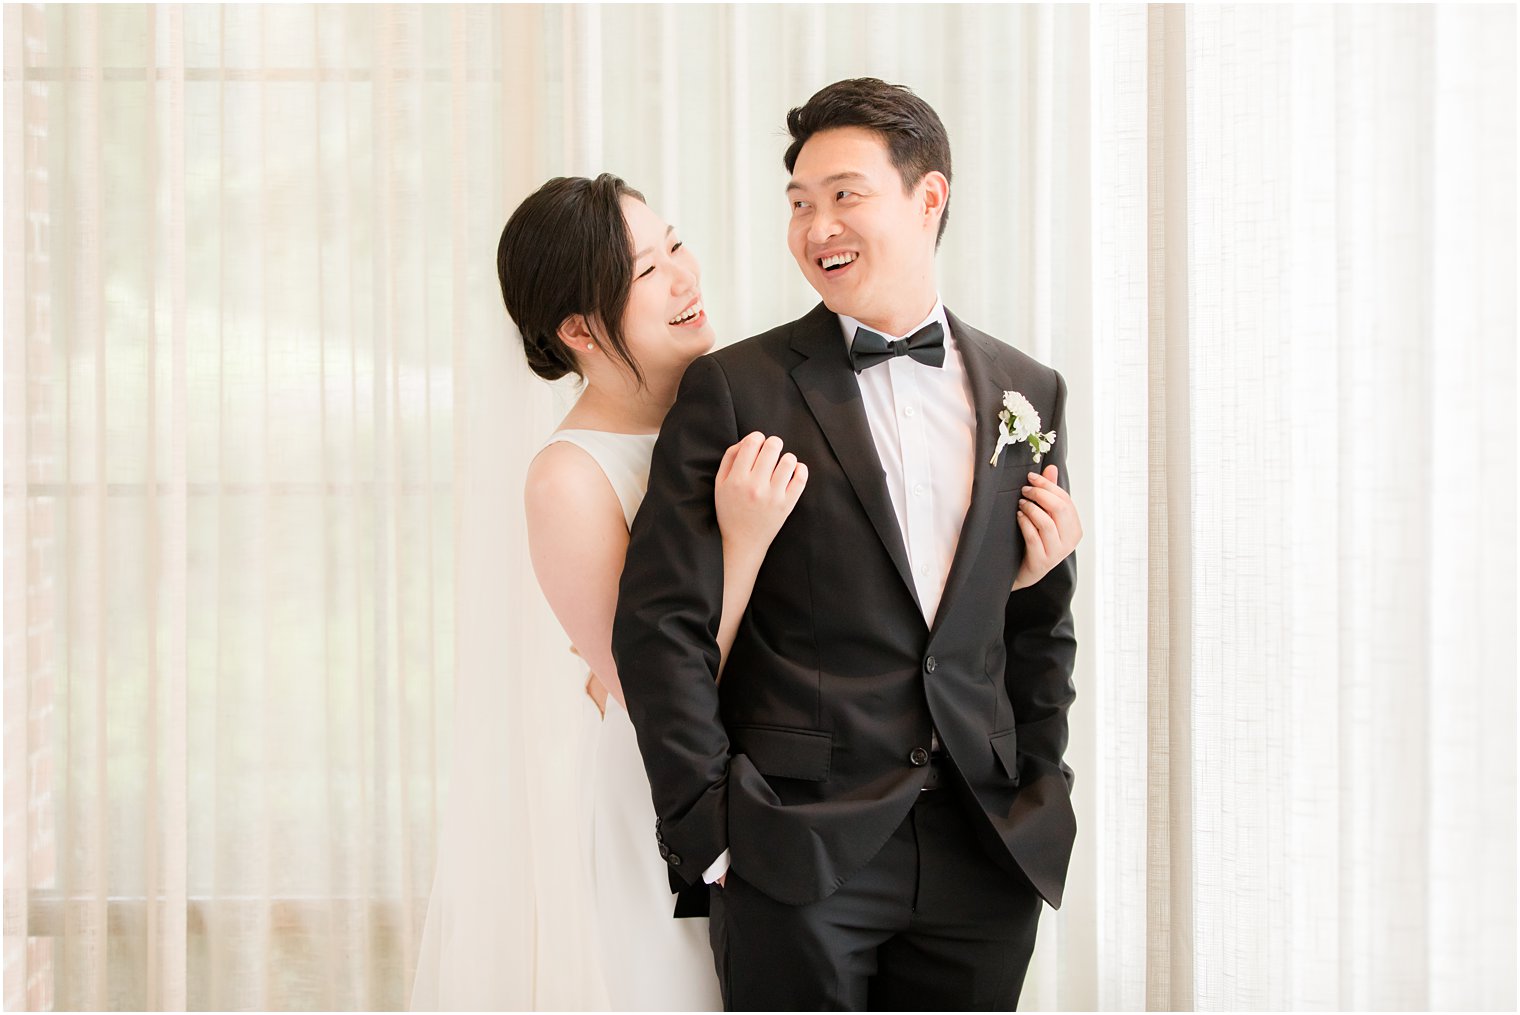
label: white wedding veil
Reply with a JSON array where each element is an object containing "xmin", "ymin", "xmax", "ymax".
[{"xmin": 410, "ymin": 332, "xmax": 609, "ymax": 1010}]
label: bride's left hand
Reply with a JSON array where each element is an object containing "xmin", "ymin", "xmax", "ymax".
[
  {"xmin": 715, "ymin": 432, "xmax": 808, "ymax": 556},
  {"xmin": 1012, "ymin": 465, "xmax": 1082, "ymax": 592}
]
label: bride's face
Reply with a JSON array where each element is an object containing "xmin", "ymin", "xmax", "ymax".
[{"xmin": 617, "ymin": 195, "xmax": 716, "ymax": 379}]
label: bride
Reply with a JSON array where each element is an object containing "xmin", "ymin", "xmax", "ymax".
[{"xmin": 413, "ymin": 174, "xmax": 805, "ymax": 1010}]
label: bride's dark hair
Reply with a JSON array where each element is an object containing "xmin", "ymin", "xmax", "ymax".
[{"xmin": 497, "ymin": 173, "xmax": 647, "ymax": 385}]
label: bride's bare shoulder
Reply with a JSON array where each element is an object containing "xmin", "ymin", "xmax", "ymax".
[{"xmin": 524, "ymin": 441, "xmax": 621, "ymax": 526}]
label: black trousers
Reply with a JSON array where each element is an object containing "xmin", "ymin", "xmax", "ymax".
[{"xmin": 708, "ymin": 765, "xmax": 1044, "ymax": 1011}]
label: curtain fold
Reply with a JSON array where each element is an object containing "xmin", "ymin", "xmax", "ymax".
[{"xmin": 3, "ymin": 4, "xmax": 1513, "ymax": 1010}]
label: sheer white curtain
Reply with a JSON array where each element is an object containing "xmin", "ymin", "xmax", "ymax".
[
  {"xmin": 3, "ymin": 4, "xmax": 1513, "ymax": 1011},
  {"xmin": 1091, "ymin": 4, "xmax": 1516, "ymax": 1009},
  {"xmin": 2, "ymin": 5, "xmax": 500, "ymax": 1008}
]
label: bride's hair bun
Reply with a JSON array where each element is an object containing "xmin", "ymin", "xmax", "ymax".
[{"xmin": 497, "ymin": 173, "xmax": 647, "ymax": 386}]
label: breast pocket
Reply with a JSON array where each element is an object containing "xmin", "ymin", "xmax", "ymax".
[{"xmin": 992, "ymin": 447, "xmax": 1035, "ymax": 491}]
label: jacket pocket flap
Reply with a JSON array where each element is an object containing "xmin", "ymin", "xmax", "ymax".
[
  {"xmin": 989, "ymin": 728, "xmax": 1020, "ymax": 784},
  {"xmin": 730, "ymin": 725, "xmax": 832, "ymax": 782}
]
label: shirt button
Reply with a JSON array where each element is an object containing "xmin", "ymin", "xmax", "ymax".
[
  {"xmin": 913, "ymin": 483, "xmax": 926, "ymax": 497},
  {"xmin": 925, "ymin": 656, "xmax": 937, "ymax": 673},
  {"xmin": 904, "ymin": 404, "xmax": 916, "ymax": 417},
  {"xmin": 909, "ymin": 747, "xmax": 930, "ymax": 767}
]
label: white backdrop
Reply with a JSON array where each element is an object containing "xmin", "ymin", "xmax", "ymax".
[{"xmin": 3, "ymin": 4, "xmax": 1514, "ymax": 1010}]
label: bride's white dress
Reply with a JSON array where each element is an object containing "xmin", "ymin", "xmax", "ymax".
[
  {"xmin": 552, "ymin": 429, "xmax": 720, "ymax": 1012},
  {"xmin": 411, "ymin": 428, "xmax": 720, "ymax": 1012}
]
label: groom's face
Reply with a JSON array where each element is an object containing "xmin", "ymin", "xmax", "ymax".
[{"xmin": 786, "ymin": 126, "xmax": 943, "ymax": 331}]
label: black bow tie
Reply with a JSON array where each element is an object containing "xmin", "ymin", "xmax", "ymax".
[{"xmin": 849, "ymin": 321, "xmax": 946, "ymax": 373}]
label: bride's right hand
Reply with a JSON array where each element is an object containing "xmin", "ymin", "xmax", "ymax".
[{"xmin": 715, "ymin": 432, "xmax": 808, "ymax": 555}]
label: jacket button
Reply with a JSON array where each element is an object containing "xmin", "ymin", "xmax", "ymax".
[
  {"xmin": 655, "ymin": 830, "xmax": 663, "ymax": 843},
  {"xmin": 667, "ymin": 853, "xmax": 683, "ymax": 867},
  {"xmin": 909, "ymin": 747, "xmax": 930, "ymax": 766},
  {"xmin": 925, "ymin": 656, "xmax": 937, "ymax": 673},
  {"xmin": 659, "ymin": 842, "xmax": 670, "ymax": 858}
]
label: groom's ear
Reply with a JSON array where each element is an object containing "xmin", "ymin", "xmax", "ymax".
[
  {"xmin": 556, "ymin": 313, "xmax": 596, "ymax": 355},
  {"xmin": 918, "ymin": 171, "xmax": 949, "ymax": 232}
]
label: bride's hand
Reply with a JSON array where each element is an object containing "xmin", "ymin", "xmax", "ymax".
[
  {"xmin": 715, "ymin": 432, "xmax": 808, "ymax": 556},
  {"xmin": 1012, "ymin": 465, "xmax": 1082, "ymax": 591},
  {"xmin": 585, "ymin": 671, "xmax": 608, "ymax": 717}
]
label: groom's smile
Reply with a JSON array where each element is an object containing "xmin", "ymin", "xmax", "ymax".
[
  {"xmin": 813, "ymin": 249, "xmax": 861, "ymax": 287},
  {"xmin": 816, "ymin": 250, "xmax": 859, "ymax": 273}
]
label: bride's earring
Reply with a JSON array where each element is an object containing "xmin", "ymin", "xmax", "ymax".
[{"xmin": 586, "ymin": 343, "xmax": 595, "ymax": 351}]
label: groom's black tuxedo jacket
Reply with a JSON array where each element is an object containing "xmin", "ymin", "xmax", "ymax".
[{"xmin": 612, "ymin": 302, "xmax": 1077, "ymax": 911}]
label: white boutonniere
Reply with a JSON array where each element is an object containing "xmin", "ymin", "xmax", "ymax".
[{"xmin": 990, "ymin": 390, "xmax": 1057, "ymax": 467}]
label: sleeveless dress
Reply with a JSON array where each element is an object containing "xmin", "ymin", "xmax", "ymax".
[{"xmin": 543, "ymin": 429, "xmax": 722, "ymax": 1012}]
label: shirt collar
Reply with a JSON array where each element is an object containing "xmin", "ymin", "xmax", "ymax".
[{"xmin": 839, "ymin": 299, "xmax": 948, "ymax": 350}]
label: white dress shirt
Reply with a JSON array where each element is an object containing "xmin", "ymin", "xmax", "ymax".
[
  {"xmin": 838, "ymin": 299, "xmax": 977, "ymax": 626},
  {"xmin": 704, "ymin": 298, "xmax": 977, "ymax": 886}
]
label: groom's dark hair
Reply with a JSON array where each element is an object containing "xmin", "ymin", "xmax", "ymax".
[
  {"xmin": 497, "ymin": 173, "xmax": 648, "ymax": 386},
  {"xmin": 783, "ymin": 77, "xmax": 953, "ymax": 246}
]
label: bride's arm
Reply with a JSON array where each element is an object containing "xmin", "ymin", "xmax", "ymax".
[
  {"xmin": 527, "ymin": 435, "xmax": 806, "ymax": 708},
  {"xmin": 713, "ymin": 433, "xmax": 808, "ymax": 681},
  {"xmin": 525, "ymin": 442, "xmax": 634, "ymax": 710}
]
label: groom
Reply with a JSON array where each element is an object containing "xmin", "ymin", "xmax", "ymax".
[{"xmin": 613, "ymin": 78, "xmax": 1078, "ymax": 1010}]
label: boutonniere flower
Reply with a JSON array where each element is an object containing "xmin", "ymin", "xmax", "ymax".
[{"xmin": 990, "ymin": 390, "xmax": 1057, "ymax": 467}]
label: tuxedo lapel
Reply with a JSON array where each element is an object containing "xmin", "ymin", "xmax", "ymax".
[
  {"xmin": 789, "ymin": 303, "xmax": 923, "ymax": 615},
  {"xmin": 930, "ymin": 310, "xmax": 1017, "ymax": 639}
]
